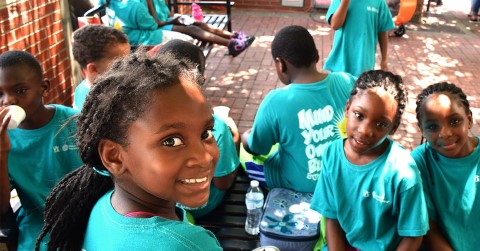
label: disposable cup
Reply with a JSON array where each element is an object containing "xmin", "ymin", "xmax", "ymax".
[
  {"xmin": 7, "ymin": 105, "xmax": 26, "ymax": 130},
  {"xmin": 212, "ymin": 106, "xmax": 230, "ymax": 121}
]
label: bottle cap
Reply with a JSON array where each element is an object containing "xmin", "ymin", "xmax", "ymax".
[{"xmin": 250, "ymin": 180, "xmax": 259, "ymax": 187}]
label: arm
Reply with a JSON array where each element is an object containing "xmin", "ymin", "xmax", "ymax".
[
  {"xmin": 422, "ymin": 220, "xmax": 454, "ymax": 251},
  {"xmin": 378, "ymin": 31, "xmax": 389, "ymax": 71},
  {"xmin": 330, "ymin": 0, "xmax": 350, "ymax": 30},
  {"xmin": 241, "ymin": 128, "xmax": 258, "ymax": 155},
  {"xmin": 396, "ymin": 236, "xmax": 423, "ymax": 251},
  {"xmin": 0, "ymin": 108, "xmax": 12, "ymax": 217},
  {"xmin": 325, "ymin": 218, "xmax": 347, "ymax": 251},
  {"xmin": 212, "ymin": 167, "xmax": 238, "ymax": 191},
  {"xmin": 145, "ymin": 0, "xmax": 179, "ymax": 27}
]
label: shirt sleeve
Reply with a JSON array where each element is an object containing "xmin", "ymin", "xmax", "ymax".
[
  {"xmin": 326, "ymin": 0, "xmax": 341, "ymax": 25},
  {"xmin": 310, "ymin": 144, "xmax": 338, "ymax": 219},
  {"xmin": 212, "ymin": 115, "xmax": 239, "ymax": 177},
  {"xmin": 410, "ymin": 146, "xmax": 438, "ymax": 221},
  {"xmin": 378, "ymin": 0, "xmax": 395, "ymax": 32},
  {"xmin": 133, "ymin": 2, "xmax": 159, "ymax": 30},
  {"xmin": 247, "ymin": 93, "xmax": 279, "ymax": 155},
  {"xmin": 396, "ymin": 183, "xmax": 429, "ymax": 236}
]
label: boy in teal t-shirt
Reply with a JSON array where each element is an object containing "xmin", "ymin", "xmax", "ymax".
[
  {"xmin": 0, "ymin": 51, "xmax": 83, "ymax": 250},
  {"xmin": 324, "ymin": 0, "xmax": 395, "ymax": 77},
  {"xmin": 241, "ymin": 25, "xmax": 356, "ymax": 193},
  {"xmin": 72, "ymin": 25, "xmax": 130, "ymax": 110}
]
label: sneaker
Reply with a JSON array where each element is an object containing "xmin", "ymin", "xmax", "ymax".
[
  {"xmin": 228, "ymin": 36, "xmax": 255, "ymax": 57},
  {"xmin": 231, "ymin": 31, "xmax": 253, "ymax": 42}
]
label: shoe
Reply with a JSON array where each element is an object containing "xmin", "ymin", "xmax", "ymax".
[
  {"xmin": 228, "ymin": 36, "xmax": 255, "ymax": 57},
  {"xmin": 231, "ymin": 31, "xmax": 253, "ymax": 42},
  {"xmin": 470, "ymin": 17, "xmax": 478, "ymax": 22},
  {"xmin": 436, "ymin": 0, "xmax": 443, "ymax": 6}
]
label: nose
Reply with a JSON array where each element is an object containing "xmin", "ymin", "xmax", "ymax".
[
  {"xmin": 438, "ymin": 125, "xmax": 452, "ymax": 138},
  {"xmin": 186, "ymin": 140, "xmax": 217, "ymax": 169},
  {"xmin": 357, "ymin": 121, "xmax": 373, "ymax": 138},
  {"xmin": 2, "ymin": 93, "xmax": 17, "ymax": 106}
]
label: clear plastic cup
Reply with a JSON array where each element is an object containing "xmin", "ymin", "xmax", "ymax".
[
  {"xmin": 7, "ymin": 105, "xmax": 26, "ymax": 129},
  {"xmin": 213, "ymin": 106, "xmax": 230, "ymax": 121}
]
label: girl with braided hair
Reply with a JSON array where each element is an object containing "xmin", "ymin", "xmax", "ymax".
[
  {"xmin": 411, "ymin": 82, "xmax": 480, "ymax": 250},
  {"xmin": 311, "ymin": 70, "xmax": 428, "ymax": 250},
  {"xmin": 36, "ymin": 53, "xmax": 222, "ymax": 250}
]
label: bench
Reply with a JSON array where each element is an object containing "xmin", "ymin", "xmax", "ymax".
[
  {"xmin": 196, "ymin": 168, "xmax": 261, "ymax": 250},
  {"xmin": 82, "ymin": 0, "xmax": 234, "ymax": 57}
]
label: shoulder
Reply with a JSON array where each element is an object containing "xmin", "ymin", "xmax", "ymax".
[{"xmin": 52, "ymin": 104, "xmax": 80, "ymax": 117}]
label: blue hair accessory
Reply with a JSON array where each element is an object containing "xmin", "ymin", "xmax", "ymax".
[{"xmin": 92, "ymin": 167, "xmax": 111, "ymax": 177}]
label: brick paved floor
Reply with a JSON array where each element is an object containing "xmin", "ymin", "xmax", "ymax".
[{"xmin": 203, "ymin": 0, "xmax": 480, "ymax": 151}]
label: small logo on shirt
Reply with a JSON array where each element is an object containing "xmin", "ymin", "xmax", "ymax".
[
  {"xmin": 362, "ymin": 190, "xmax": 370, "ymax": 197},
  {"xmin": 372, "ymin": 191, "xmax": 390, "ymax": 204},
  {"xmin": 367, "ymin": 6, "xmax": 379, "ymax": 13},
  {"xmin": 475, "ymin": 175, "xmax": 480, "ymax": 183}
]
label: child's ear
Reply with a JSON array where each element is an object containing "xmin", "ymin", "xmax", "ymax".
[
  {"xmin": 86, "ymin": 62, "xmax": 99, "ymax": 75},
  {"xmin": 468, "ymin": 110, "xmax": 473, "ymax": 129},
  {"xmin": 344, "ymin": 99, "xmax": 351, "ymax": 116},
  {"xmin": 98, "ymin": 139, "xmax": 127, "ymax": 176},
  {"xmin": 41, "ymin": 79, "xmax": 50, "ymax": 97},
  {"xmin": 275, "ymin": 57, "xmax": 287, "ymax": 73}
]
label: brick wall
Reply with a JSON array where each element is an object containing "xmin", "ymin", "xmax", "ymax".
[
  {"xmin": 232, "ymin": 0, "xmax": 313, "ymax": 12},
  {"xmin": 0, "ymin": 0, "xmax": 73, "ymax": 106}
]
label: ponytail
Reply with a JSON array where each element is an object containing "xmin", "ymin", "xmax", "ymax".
[{"xmin": 35, "ymin": 165, "xmax": 113, "ymax": 251}]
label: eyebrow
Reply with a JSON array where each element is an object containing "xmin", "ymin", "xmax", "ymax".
[
  {"xmin": 154, "ymin": 116, "xmax": 215, "ymax": 134},
  {"xmin": 355, "ymin": 105, "xmax": 394, "ymax": 122}
]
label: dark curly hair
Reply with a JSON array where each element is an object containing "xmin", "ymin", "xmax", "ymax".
[
  {"xmin": 35, "ymin": 52, "xmax": 203, "ymax": 251},
  {"xmin": 0, "ymin": 50, "xmax": 43, "ymax": 79},
  {"xmin": 72, "ymin": 24, "xmax": 128, "ymax": 68},
  {"xmin": 271, "ymin": 25, "xmax": 319, "ymax": 68},
  {"xmin": 350, "ymin": 70, "xmax": 408, "ymax": 121},
  {"xmin": 157, "ymin": 39, "xmax": 206, "ymax": 75},
  {"xmin": 415, "ymin": 82, "xmax": 470, "ymax": 127}
]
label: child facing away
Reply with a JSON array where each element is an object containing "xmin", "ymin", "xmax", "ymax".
[
  {"xmin": 0, "ymin": 51, "xmax": 83, "ymax": 250},
  {"xmin": 311, "ymin": 70, "xmax": 429, "ymax": 250},
  {"xmin": 98, "ymin": 0, "xmax": 254, "ymax": 57},
  {"xmin": 241, "ymin": 25, "xmax": 357, "ymax": 193},
  {"xmin": 411, "ymin": 82, "xmax": 480, "ymax": 250},
  {"xmin": 323, "ymin": 0, "xmax": 395, "ymax": 77},
  {"xmin": 155, "ymin": 39, "xmax": 240, "ymax": 218},
  {"xmin": 72, "ymin": 24, "xmax": 130, "ymax": 110},
  {"xmin": 35, "ymin": 53, "xmax": 222, "ymax": 250}
]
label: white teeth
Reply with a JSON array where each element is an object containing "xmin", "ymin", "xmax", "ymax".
[{"xmin": 181, "ymin": 177, "xmax": 207, "ymax": 184}]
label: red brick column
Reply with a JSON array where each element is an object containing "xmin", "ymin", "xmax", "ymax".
[{"xmin": 0, "ymin": 0, "xmax": 73, "ymax": 106}]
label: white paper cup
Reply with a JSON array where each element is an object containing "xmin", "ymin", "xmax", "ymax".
[
  {"xmin": 213, "ymin": 106, "xmax": 230, "ymax": 121},
  {"xmin": 7, "ymin": 105, "xmax": 26, "ymax": 129}
]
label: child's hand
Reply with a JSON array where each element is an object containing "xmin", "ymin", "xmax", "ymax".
[
  {"xmin": 0, "ymin": 107, "xmax": 12, "ymax": 154},
  {"xmin": 380, "ymin": 59, "xmax": 388, "ymax": 71}
]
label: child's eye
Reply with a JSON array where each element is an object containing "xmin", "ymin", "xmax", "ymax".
[
  {"xmin": 162, "ymin": 137, "xmax": 184, "ymax": 147},
  {"xmin": 450, "ymin": 118, "xmax": 462, "ymax": 126},
  {"xmin": 425, "ymin": 124, "xmax": 438, "ymax": 131},
  {"xmin": 376, "ymin": 122, "xmax": 389, "ymax": 128},
  {"xmin": 353, "ymin": 112, "xmax": 363, "ymax": 120},
  {"xmin": 201, "ymin": 129, "xmax": 214, "ymax": 140},
  {"xmin": 15, "ymin": 88, "xmax": 27, "ymax": 95}
]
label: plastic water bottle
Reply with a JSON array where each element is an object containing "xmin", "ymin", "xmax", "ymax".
[
  {"xmin": 191, "ymin": 3, "xmax": 204, "ymax": 23},
  {"xmin": 245, "ymin": 180, "xmax": 264, "ymax": 235}
]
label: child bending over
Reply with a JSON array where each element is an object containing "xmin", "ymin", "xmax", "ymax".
[
  {"xmin": 411, "ymin": 82, "xmax": 480, "ymax": 250},
  {"xmin": 0, "ymin": 51, "xmax": 83, "ymax": 250},
  {"xmin": 35, "ymin": 53, "xmax": 222, "ymax": 250},
  {"xmin": 72, "ymin": 24, "xmax": 130, "ymax": 110},
  {"xmin": 311, "ymin": 70, "xmax": 429, "ymax": 250}
]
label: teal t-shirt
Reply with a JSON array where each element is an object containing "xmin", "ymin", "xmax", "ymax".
[
  {"xmin": 99, "ymin": 0, "xmax": 163, "ymax": 45},
  {"xmin": 8, "ymin": 104, "xmax": 83, "ymax": 250},
  {"xmin": 323, "ymin": 0, "xmax": 395, "ymax": 77},
  {"xmin": 73, "ymin": 80, "xmax": 90, "ymax": 110},
  {"xmin": 247, "ymin": 72, "xmax": 356, "ymax": 193},
  {"xmin": 411, "ymin": 137, "xmax": 480, "ymax": 251},
  {"xmin": 83, "ymin": 190, "xmax": 222, "ymax": 250},
  {"xmin": 182, "ymin": 115, "xmax": 239, "ymax": 218},
  {"xmin": 311, "ymin": 139, "xmax": 429, "ymax": 251}
]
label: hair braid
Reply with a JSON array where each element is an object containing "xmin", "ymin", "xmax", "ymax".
[
  {"xmin": 415, "ymin": 82, "xmax": 470, "ymax": 126},
  {"xmin": 36, "ymin": 53, "xmax": 201, "ymax": 250},
  {"xmin": 350, "ymin": 70, "xmax": 407, "ymax": 120}
]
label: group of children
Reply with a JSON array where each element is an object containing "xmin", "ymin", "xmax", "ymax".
[{"xmin": 0, "ymin": 3, "xmax": 478, "ymax": 250}]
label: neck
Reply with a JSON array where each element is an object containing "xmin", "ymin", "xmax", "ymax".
[
  {"xmin": 110, "ymin": 184, "xmax": 179, "ymax": 220},
  {"xmin": 289, "ymin": 66, "xmax": 327, "ymax": 84}
]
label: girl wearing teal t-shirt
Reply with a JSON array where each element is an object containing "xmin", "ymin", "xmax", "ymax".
[
  {"xmin": 412, "ymin": 82, "xmax": 480, "ymax": 251},
  {"xmin": 311, "ymin": 70, "xmax": 428, "ymax": 251},
  {"xmin": 36, "ymin": 53, "xmax": 222, "ymax": 250}
]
